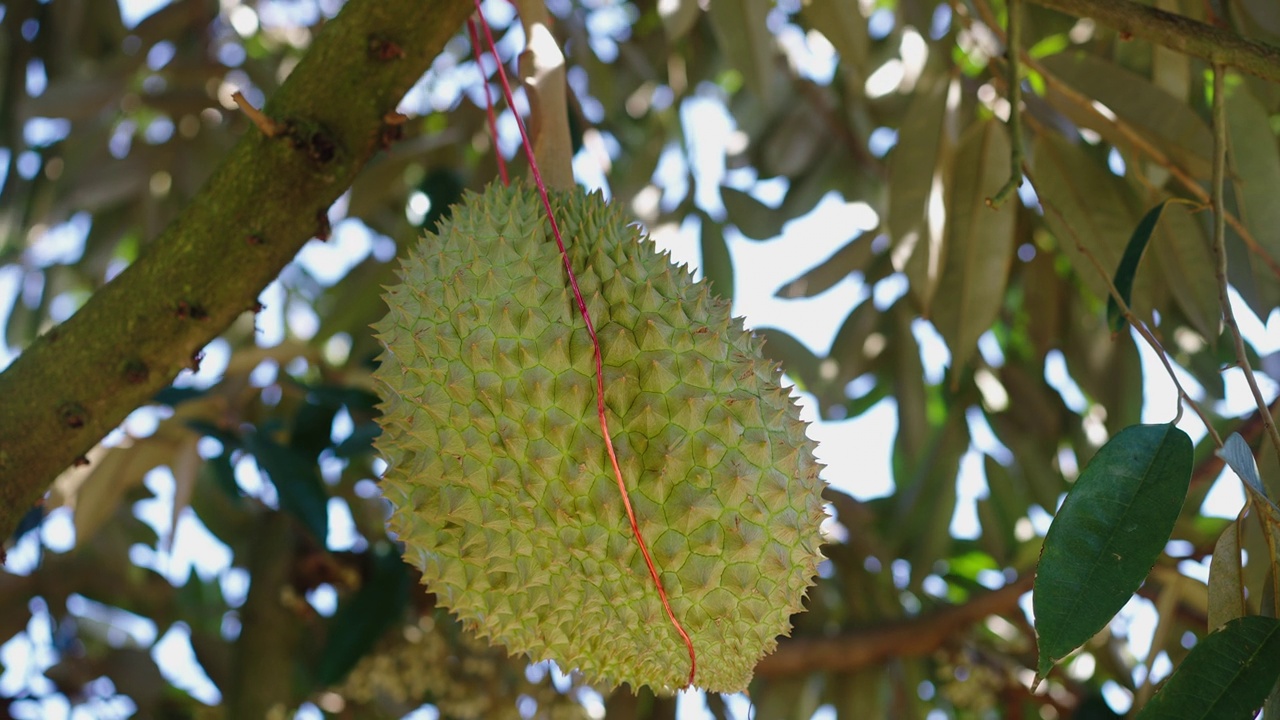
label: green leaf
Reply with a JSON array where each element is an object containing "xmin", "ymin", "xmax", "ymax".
[
  {"xmin": 658, "ymin": 0, "xmax": 701, "ymax": 42},
  {"xmin": 1149, "ymin": 199, "xmax": 1220, "ymax": 343},
  {"xmin": 887, "ymin": 78, "xmax": 949, "ymax": 314},
  {"xmin": 314, "ymin": 543, "xmax": 410, "ymax": 686},
  {"xmin": 758, "ymin": 327, "xmax": 823, "ymax": 395},
  {"xmin": 1031, "ymin": 132, "xmax": 1153, "ymax": 311},
  {"xmin": 775, "ymin": 233, "xmax": 876, "ymax": 298},
  {"xmin": 929, "ymin": 118, "xmax": 1017, "ymax": 372},
  {"xmin": 290, "ymin": 399, "xmax": 338, "ymax": 463},
  {"xmin": 699, "ymin": 213, "xmax": 735, "ymax": 298},
  {"xmin": 245, "ymin": 431, "xmax": 329, "ymax": 542},
  {"xmin": 1134, "ymin": 616, "xmax": 1280, "ymax": 720},
  {"xmin": 720, "ymin": 186, "xmax": 785, "ymax": 240},
  {"xmin": 706, "ymin": 0, "xmax": 774, "ymax": 104},
  {"xmin": 799, "ymin": 0, "xmax": 868, "ymax": 80},
  {"xmin": 1034, "ymin": 423, "xmax": 1192, "ymax": 677},
  {"xmin": 1107, "ymin": 201, "xmax": 1170, "ymax": 333},
  {"xmin": 1207, "ymin": 522, "xmax": 1245, "ymax": 632},
  {"xmin": 894, "ymin": 411, "xmax": 969, "ymax": 587},
  {"xmin": 1041, "ymin": 51, "xmax": 1213, "ymax": 178},
  {"xmin": 1225, "ymin": 80, "xmax": 1280, "ymax": 319}
]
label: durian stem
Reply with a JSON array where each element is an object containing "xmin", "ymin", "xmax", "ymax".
[
  {"xmin": 474, "ymin": 0, "xmax": 698, "ymax": 687},
  {"xmin": 515, "ymin": 0, "xmax": 575, "ymax": 190}
]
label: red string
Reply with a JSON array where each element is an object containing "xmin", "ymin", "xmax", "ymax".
[
  {"xmin": 470, "ymin": 0, "xmax": 696, "ymax": 689},
  {"xmin": 466, "ymin": 18, "xmax": 508, "ymax": 186}
]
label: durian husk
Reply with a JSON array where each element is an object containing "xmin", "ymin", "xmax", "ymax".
[{"xmin": 373, "ymin": 182, "xmax": 826, "ymax": 693}]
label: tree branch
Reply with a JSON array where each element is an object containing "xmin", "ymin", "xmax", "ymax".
[
  {"xmin": 229, "ymin": 512, "xmax": 300, "ymax": 717},
  {"xmin": 1026, "ymin": 0, "xmax": 1280, "ymax": 84},
  {"xmin": 754, "ymin": 574, "xmax": 1034, "ymax": 678},
  {"xmin": 0, "ymin": 0, "xmax": 473, "ymax": 538}
]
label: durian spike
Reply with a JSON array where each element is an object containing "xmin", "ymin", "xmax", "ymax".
[{"xmin": 472, "ymin": 0, "xmax": 697, "ymax": 688}]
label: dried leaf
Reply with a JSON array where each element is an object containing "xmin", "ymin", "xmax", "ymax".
[{"xmin": 1208, "ymin": 521, "xmax": 1245, "ymax": 632}]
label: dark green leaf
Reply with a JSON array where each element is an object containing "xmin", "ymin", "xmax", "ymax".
[
  {"xmin": 720, "ymin": 186, "xmax": 785, "ymax": 240},
  {"xmin": 699, "ymin": 213, "xmax": 735, "ymax": 299},
  {"xmin": 1108, "ymin": 200, "xmax": 1170, "ymax": 333},
  {"xmin": 153, "ymin": 386, "xmax": 209, "ymax": 407},
  {"xmin": 290, "ymin": 401, "xmax": 338, "ymax": 463},
  {"xmin": 333, "ymin": 422, "xmax": 381, "ymax": 458},
  {"xmin": 775, "ymin": 233, "xmax": 876, "ymax": 298},
  {"xmin": 1034, "ymin": 423, "xmax": 1192, "ymax": 677},
  {"xmin": 314, "ymin": 543, "xmax": 410, "ymax": 686},
  {"xmin": 245, "ymin": 432, "xmax": 329, "ymax": 542},
  {"xmin": 1134, "ymin": 616, "xmax": 1280, "ymax": 720}
]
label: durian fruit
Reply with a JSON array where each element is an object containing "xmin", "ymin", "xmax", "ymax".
[{"xmin": 373, "ymin": 181, "xmax": 826, "ymax": 693}]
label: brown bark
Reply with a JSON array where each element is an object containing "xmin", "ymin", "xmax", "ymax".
[{"xmin": 0, "ymin": 0, "xmax": 473, "ymax": 538}]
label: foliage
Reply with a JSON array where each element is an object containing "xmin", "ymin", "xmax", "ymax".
[{"xmin": 1, "ymin": 0, "xmax": 1280, "ymax": 718}]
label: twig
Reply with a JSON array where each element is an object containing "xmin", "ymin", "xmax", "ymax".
[
  {"xmin": 988, "ymin": 0, "xmax": 1024, "ymax": 208},
  {"xmin": 1209, "ymin": 65, "xmax": 1280, "ymax": 468},
  {"xmin": 970, "ymin": 0, "xmax": 1280, "ymax": 282},
  {"xmin": 232, "ymin": 91, "xmax": 284, "ymax": 138},
  {"xmin": 1023, "ymin": 167, "xmax": 1221, "ymax": 446},
  {"xmin": 1025, "ymin": 0, "xmax": 1280, "ymax": 84},
  {"xmin": 754, "ymin": 574, "xmax": 1034, "ymax": 677}
]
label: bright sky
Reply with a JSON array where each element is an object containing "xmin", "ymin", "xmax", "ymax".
[{"xmin": 2, "ymin": 1, "xmax": 1280, "ymax": 719}]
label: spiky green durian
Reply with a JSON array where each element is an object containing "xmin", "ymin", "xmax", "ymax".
[{"xmin": 373, "ymin": 182, "xmax": 826, "ymax": 693}]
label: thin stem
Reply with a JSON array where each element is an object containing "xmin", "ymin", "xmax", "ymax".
[
  {"xmin": 466, "ymin": 19, "xmax": 508, "ymax": 186},
  {"xmin": 231, "ymin": 91, "xmax": 283, "ymax": 137},
  {"xmin": 988, "ymin": 0, "xmax": 1024, "ymax": 209},
  {"xmin": 1210, "ymin": 65, "xmax": 1280, "ymax": 468},
  {"xmin": 971, "ymin": 0, "xmax": 1280, "ymax": 282},
  {"xmin": 1025, "ymin": 0, "xmax": 1280, "ymax": 84}
]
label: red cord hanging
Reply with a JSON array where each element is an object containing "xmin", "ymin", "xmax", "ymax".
[{"xmin": 468, "ymin": 0, "xmax": 697, "ymax": 688}]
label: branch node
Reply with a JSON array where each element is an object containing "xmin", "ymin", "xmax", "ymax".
[
  {"xmin": 368, "ymin": 34, "xmax": 405, "ymax": 60},
  {"xmin": 58, "ymin": 402, "xmax": 87, "ymax": 429},
  {"xmin": 314, "ymin": 210, "xmax": 332, "ymax": 241},
  {"xmin": 232, "ymin": 91, "xmax": 284, "ymax": 138},
  {"xmin": 123, "ymin": 359, "xmax": 150, "ymax": 384},
  {"xmin": 176, "ymin": 301, "xmax": 209, "ymax": 321}
]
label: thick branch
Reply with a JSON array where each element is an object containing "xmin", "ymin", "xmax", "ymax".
[
  {"xmin": 754, "ymin": 574, "xmax": 1034, "ymax": 678},
  {"xmin": 1026, "ymin": 0, "xmax": 1280, "ymax": 83},
  {"xmin": 229, "ymin": 512, "xmax": 299, "ymax": 717},
  {"xmin": 0, "ymin": 0, "xmax": 472, "ymax": 537}
]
